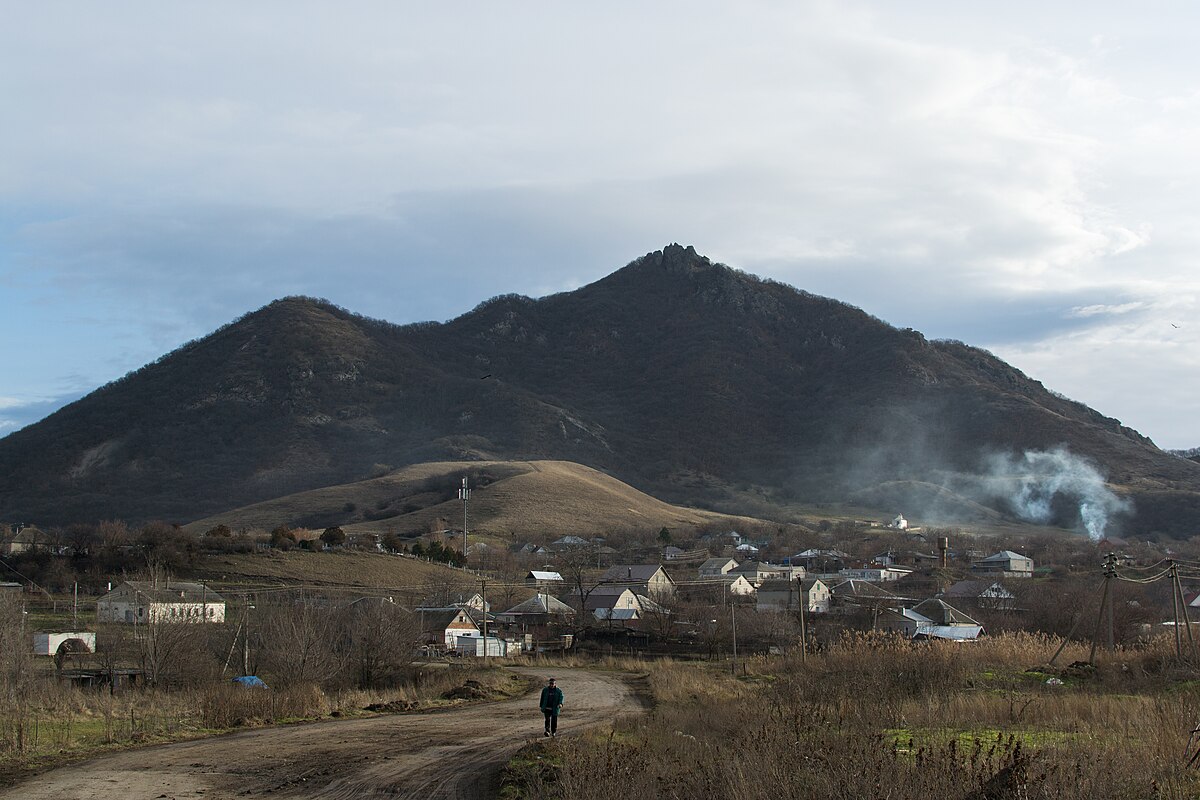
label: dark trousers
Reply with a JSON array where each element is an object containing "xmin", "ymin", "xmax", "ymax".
[{"xmin": 543, "ymin": 709, "xmax": 558, "ymax": 733}]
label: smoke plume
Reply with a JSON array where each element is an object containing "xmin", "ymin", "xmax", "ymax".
[{"xmin": 979, "ymin": 447, "xmax": 1131, "ymax": 540}]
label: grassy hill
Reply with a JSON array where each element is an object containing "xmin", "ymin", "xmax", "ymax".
[{"xmin": 184, "ymin": 460, "xmax": 773, "ymax": 544}]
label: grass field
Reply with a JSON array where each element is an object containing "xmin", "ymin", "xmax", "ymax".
[
  {"xmin": 184, "ymin": 459, "xmax": 778, "ymax": 542},
  {"xmin": 520, "ymin": 634, "xmax": 1200, "ymax": 800},
  {"xmin": 193, "ymin": 549, "xmax": 474, "ymax": 596}
]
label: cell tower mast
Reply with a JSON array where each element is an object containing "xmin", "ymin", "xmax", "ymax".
[{"xmin": 458, "ymin": 476, "xmax": 470, "ymax": 564}]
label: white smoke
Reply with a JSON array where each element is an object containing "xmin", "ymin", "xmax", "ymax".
[{"xmin": 979, "ymin": 447, "xmax": 1131, "ymax": 540}]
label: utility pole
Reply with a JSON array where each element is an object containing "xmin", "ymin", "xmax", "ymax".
[
  {"xmin": 458, "ymin": 477, "xmax": 471, "ymax": 568},
  {"xmin": 242, "ymin": 600, "xmax": 255, "ymax": 676},
  {"xmin": 1171, "ymin": 560, "xmax": 1183, "ymax": 660},
  {"xmin": 731, "ymin": 600, "xmax": 738, "ymax": 676},
  {"xmin": 1171, "ymin": 561, "xmax": 1196, "ymax": 662},
  {"xmin": 797, "ymin": 576, "xmax": 807, "ymax": 666},
  {"xmin": 1106, "ymin": 553, "xmax": 1116, "ymax": 651},
  {"xmin": 1089, "ymin": 553, "xmax": 1116, "ymax": 665},
  {"xmin": 480, "ymin": 577, "xmax": 489, "ymax": 664}
]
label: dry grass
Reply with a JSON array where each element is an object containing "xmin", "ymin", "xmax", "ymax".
[
  {"xmin": 524, "ymin": 634, "xmax": 1200, "ymax": 800},
  {"xmin": 194, "ymin": 549, "xmax": 465, "ymax": 591},
  {"xmin": 184, "ymin": 459, "xmax": 767, "ymax": 541}
]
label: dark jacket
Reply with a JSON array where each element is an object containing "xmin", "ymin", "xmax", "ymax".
[{"xmin": 539, "ymin": 685, "xmax": 564, "ymax": 713}]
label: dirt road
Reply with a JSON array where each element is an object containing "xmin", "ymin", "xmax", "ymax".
[{"xmin": 0, "ymin": 668, "xmax": 638, "ymax": 800}]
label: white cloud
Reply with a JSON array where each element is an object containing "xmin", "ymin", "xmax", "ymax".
[{"xmin": 1068, "ymin": 301, "xmax": 1146, "ymax": 318}]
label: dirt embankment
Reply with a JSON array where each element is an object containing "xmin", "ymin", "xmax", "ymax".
[{"xmin": 0, "ymin": 667, "xmax": 638, "ymax": 800}]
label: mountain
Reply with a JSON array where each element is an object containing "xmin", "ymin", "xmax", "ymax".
[{"xmin": 2, "ymin": 244, "xmax": 1198, "ymax": 536}]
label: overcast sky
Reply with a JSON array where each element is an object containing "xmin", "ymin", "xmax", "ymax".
[{"xmin": 2, "ymin": 2, "xmax": 1198, "ymax": 448}]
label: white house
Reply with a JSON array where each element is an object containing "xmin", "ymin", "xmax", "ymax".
[
  {"xmin": 971, "ymin": 551, "xmax": 1034, "ymax": 578},
  {"xmin": 418, "ymin": 606, "xmax": 481, "ymax": 647},
  {"xmin": 888, "ymin": 514, "xmax": 909, "ymax": 530},
  {"xmin": 96, "ymin": 581, "xmax": 226, "ymax": 624},
  {"xmin": 525, "ymin": 570, "xmax": 564, "ymax": 590}
]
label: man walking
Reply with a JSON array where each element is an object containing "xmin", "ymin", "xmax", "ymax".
[{"xmin": 539, "ymin": 677, "xmax": 564, "ymax": 737}]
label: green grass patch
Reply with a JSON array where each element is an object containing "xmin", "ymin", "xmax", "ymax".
[
  {"xmin": 499, "ymin": 743, "xmax": 564, "ymax": 800},
  {"xmin": 886, "ymin": 725, "xmax": 1084, "ymax": 756}
]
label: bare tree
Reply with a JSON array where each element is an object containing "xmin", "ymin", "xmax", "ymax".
[
  {"xmin": 638, "ymin": 593, "xmax": 679, "ymax": 640},
  {"xmin": 0, "ymin": 594, "xmax": 35, "ymax": 751},
  {"xmin": 346, "ymin": 599, "xmax": 421, "ymax": 688},
  {"xmin": 0, "ymin": 595, "xmax": 33, "ymax": 700},
  {"xmin": 256, "ymin": 595, "xmax": 346, "ymax": 687},
  {"xmin": 556, "ymin": 546, "xmax": 604, "ymax": 634},
  {"xmin": 135, "ymin": 606, "xmax": 211, "ymax": 686}
]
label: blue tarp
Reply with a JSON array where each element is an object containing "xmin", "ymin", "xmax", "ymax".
[{"xmin": 232, "ymin": 675, "xmax": 269, "ymax": 689}]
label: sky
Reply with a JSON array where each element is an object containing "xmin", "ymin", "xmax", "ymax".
[{"xmin": 2, "ymin": 2, "xmax": 1198, "ymax": 448}]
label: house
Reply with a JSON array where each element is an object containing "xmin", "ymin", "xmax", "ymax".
[
  {"xmin": 887, "ymin": 514, "xmax": 909, "ymax": 530},
  {"xmin": 756, "ymin": 578, "xmax": 830, "ymax": 614},
  {"xmin": 0, "ymin": 582, "xmax": 22, "ymax": 594},
  {"xmin": 96, "ymin": 581, "xmax": 226, "ymax": 624},
  {"xmin": 838, "ymin": 565, "xmax": 913, "ymax": 583},
  {"xmin": 570, "ymin": 586, "xmax": 643, "ymax": 618},
  {"xmin": 599, "ymin": 564, "xmax": 675, "ymax": 598},
  {"xmin": 416, "ymin": 592, "xmax": 489, "ymax": 612},
  {"xmin": 729, "ymin": 561, "xmax": 788, "ymax": 588},
  {"xmin": 941, "ymin": 580, "xmax": 1016, "ymax": 610},
  {"xmin": 417, "ymin": 606, "xmax": 480, "ymax": 648},
  {"xmin": 872, "ymin": 550, "xmax": 941, "ymax": 568},
  {"xmin": 663, "ymin": 547, "xmax": 709, "ymax": 563},
  {"xmin": 679, "ymin": 574, "xmax": 756, "ymax": 602},
  {"xmin": 971, "ymin": 551, "xmax": 1034, "ymax": 578},
  {"xmin": 790, "ymin": 549, "xmax": 850, "ymax": 574},
  {"xmin": 525, "ymin": 570, "xmax": 564, "ymax": 590},
  {"xmin": 552, "ymin": 535, "xmax": 590, "ymax": 549},
  {"xmin": 878, "ymin": 599, "xmax": 983, "ymax": 641},
  {"xmin": 828, "ymin": 579, "xmax": 903, "ymax": 615},
  {"xmin": 698, "ymin": 557, "xmax": 738, "ymax": 578},
  {"xmin": 495, "ymin": 593, "xmax": 575, "ymax": 627},
  {"xmin": 2, "ymin": 525, "xmax": 52, "ymax": 556},
  {"xmin": 734, "ymin": 543, "xmax": 760, "ymax": 556}
]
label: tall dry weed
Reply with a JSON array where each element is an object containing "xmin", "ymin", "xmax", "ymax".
[{"xmin": 531, "ymin": 633, "xmax": 1200, "ymax": 799}]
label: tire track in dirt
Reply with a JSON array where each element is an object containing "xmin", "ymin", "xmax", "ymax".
[{"xmin": 0, "ymin": 667, "xmax": 638, "ymax": 800}]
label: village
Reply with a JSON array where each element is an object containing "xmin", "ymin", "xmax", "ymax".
[{"xmin": 2, "ymin": 510, "xmax": 1191, "ymax": 692}]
